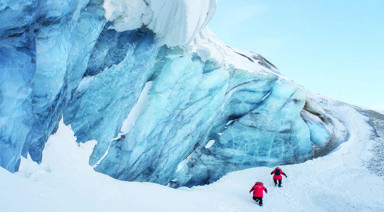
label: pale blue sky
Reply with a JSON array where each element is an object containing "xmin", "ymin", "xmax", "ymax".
[{"xmin": 209, "ymin": 0, "xmax": 384, "ymax": 111}]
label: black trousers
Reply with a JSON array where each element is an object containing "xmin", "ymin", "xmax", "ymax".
[
  {"xmin": 252, "ymin": 196, "xmax": 263, "ymax": 205},
  {"xmin": 274, "ymin": 179, "xmax": 282, "ymax": 186}
]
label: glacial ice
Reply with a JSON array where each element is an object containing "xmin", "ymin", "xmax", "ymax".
[{"xmin": 1, "ymin": 0, "xmax": 351, "ymax": 186}]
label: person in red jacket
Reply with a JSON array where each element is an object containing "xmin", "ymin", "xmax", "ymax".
[
  {"xmin": 249, "ymin": 182, "xmax": 268, "ymax": 206},
  {"xmin": 270, "ymin": 167, "xmax": 287, "ymax": 187}
]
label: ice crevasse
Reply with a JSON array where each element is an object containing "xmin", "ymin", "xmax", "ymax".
[{"xmin": 0, "ymin": 0, "xmax": 351, "ymax": 186}]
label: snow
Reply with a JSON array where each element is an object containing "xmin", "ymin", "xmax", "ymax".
[
  {"xmin": 205, "ymin": 140, "xmax": 216, "ymax": 149},
  {"xmin": 119, "ymin": 81, "xmax": 153, "ymax": 136},
  {"xmin": 103, "ymin": 0, "xmax": 216, "ymax": 47},
  {"xmin": 101, "ymin": 0, "xmax": 279, "ymax": 73},
  {"xmin": 103, "ymin": 0, "xmax": 151, "ymax": 31},
  {"xmin": 1, "ymin": 104, "xmax": 383, "ymax": 212}
]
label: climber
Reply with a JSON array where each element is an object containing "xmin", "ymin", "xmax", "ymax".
[
  {"xmin": 270, "ymin": 167, "xmax": 287, "ymax": 187},
  {"xmin": 249, "ymin": 182, "xmax": 268, "ymax": 206}
]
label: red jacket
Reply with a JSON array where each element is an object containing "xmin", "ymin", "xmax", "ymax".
[
  {"xmin": 270, "ymin": 168, "xmax": 287, "ymax": 180},
  {"xmin": 249, "ymin": 182, "xmax": 267, "ymax": 197}
]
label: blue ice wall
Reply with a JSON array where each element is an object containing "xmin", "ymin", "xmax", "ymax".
[
  {"xmin": 0, "ymin": 0, "xmax": 106, "ymax": 171},
  {"xmin": 0, "ymin": 0, "xmax": 348, "ymax": 186},
  {"xmin": 171, "ymin": 72, "xmax": 314, "ymax": 186},
  {"xmin": 63, "ymin": 28, "xmax": 159, "ymax": 166},
  {"xmin": 0, "ymin": 0, "xmax": 37, "ymax": 172},
  {"xmin": 0, "ymin": 38, "xmax": 34, "ymax": 171},
  {"xmin": 92, "ymin": 52, "xmax": 229, "ymax": 184}
]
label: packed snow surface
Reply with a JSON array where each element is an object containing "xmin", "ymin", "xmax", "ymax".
[{"xmin": 1, "ymin": 106, "xmax": 383, "ymax": 212}]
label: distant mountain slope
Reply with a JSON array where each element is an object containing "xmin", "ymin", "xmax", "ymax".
[{"xmin": 363, "ymin": 110, "xmax": 384, "ymax": 176}]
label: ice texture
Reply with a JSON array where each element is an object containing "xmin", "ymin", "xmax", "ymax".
[
  {"xmin": 0, "ymin": 0, "xmax": 106, "ymax": 171},
  {"xmin": 1, "ymin": 0, "xmax": 352, "ymax": 186}
]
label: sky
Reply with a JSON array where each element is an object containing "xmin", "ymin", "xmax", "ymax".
[{"xmin": 208, "ymin": 0, "xmax": 384, "ymax": 111}]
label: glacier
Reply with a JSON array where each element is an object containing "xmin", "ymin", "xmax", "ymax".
[{"xmin": 0, "ymin": 0, "xmax": 352, "ymax": 186}]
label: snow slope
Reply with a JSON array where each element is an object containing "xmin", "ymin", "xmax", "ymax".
[{"xmin": 1, "ymin": 105, "xmax": 383, "ymax": 212}]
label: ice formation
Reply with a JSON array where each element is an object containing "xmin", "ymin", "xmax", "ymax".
[{"xmin": 0, "ymin": 0, "xmax": 352, "ymax": 186}]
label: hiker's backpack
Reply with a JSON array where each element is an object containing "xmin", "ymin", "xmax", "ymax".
[{"xmin": 275, "ymin": 169, "xmax": 281, "ymax": 175}]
